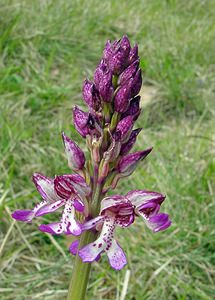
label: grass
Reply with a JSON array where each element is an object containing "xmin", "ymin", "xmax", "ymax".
[{"xmin": 0, "ymin": 0, "xmax": 215, "ymax": 299}]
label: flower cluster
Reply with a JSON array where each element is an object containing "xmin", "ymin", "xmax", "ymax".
[{"xmin": 12, "ymin": 36, "xmax": 171, "ymax": 270}]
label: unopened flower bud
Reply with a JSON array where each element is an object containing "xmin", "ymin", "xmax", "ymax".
[
  {"xmin": 82, "ymin": 79, "xmax": 101, "ymax": 111},
  {"xmin": 62, "ymin": 132, "xmax": 85, "ymax": 170},
  {"xmin": 103, "ymin": 36, "xmax": 131, "ymax": 75},
  {"xmin": 128, "ymin": 44, "xmax": 139, "ymax": 64},
  {"xmin": 120, "ymin": 128, "xmax": 142, "ymax": 156},
  {"xmin": 94, "ymin": 60, "xmax": 114, "ymax": 102},
  {"xmin": 73, "ymin": 106, "xmax": 89, "ymax": 137},
  {"xmin": 116, "ymin": 116, "xmax": 134, "ymax": 142},
  {"xmin": 129, "ymin": 69, "xmax": 142, "ymax": 98},
  {"xmin": 114, "ymin": 85, "xmax": 131, "ymax": 113},
  {"xmin": 117, "ymin": 148, "xmax": 152, "ymax": 177},
  {"xmin": 121, "ymin": 96, "xmax": 141, "ymax": 120},
  {"xmin": 119, "ymin": 59, "xmax": 139, "ymax": 85}
]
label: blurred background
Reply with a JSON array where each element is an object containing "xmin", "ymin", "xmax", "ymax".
[{"xmin": 0, "ymin": 1, "xmax": 215, "ymax": 299}]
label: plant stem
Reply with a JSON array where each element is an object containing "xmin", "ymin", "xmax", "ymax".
[
  {"xmin": 67, "ymin": 184, "xmax": 103, "ymax": 300},
  {"xmin": 67, "ymin": 230, "xmax": 97, "ymax": 300}
]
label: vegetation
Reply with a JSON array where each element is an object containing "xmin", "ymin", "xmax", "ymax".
[{"xmin": 0, "ymin": 1, "xmax": 214, "ymax": 299}]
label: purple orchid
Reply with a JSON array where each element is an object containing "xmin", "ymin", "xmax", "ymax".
[
  {"xmin": 12, "ymin": 36, "xmax": 171, "ymax": 277},
  {"xmin": 79, "ymin": 195, "xmax": 134, "ymax": 270}
]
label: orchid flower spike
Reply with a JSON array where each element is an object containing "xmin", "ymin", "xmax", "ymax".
[{"xmin": 12, "ymin": 36, "xmax": 171, "ymax": 274}]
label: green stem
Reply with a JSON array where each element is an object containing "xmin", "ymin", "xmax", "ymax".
[
  {"xmin": 67, "ymin": 230, "xmax": 97, "ymax": 300},
  {"xmin": 67, "ymin": 183, "xmax": 103, "ymax": 300}
]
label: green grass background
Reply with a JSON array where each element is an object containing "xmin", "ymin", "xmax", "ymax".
[{"xmin": 0, "ymin": 0, "xmax": 215, "ymax": 299}]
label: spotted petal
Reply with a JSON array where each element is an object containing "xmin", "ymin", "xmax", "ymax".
[
  {"xmin": 81, "ymin": 216, "xmax": 104, "ymax": 231},
  {"xmin": 12, "ymin": 200, "xmax": 47, "ymax": 223},
  {"xmin": 39, "ymin": 200, "xmax": 81, "ymax": 236},
  {"xmin": 79, "ymin": 218, "xmax": 115, "ymax": 263},
  {"xmin": 36, "ymin": 200, "xmax": 65, "ymax": 217},
  {"xmin": 106, "ymin": 239, "xmax": 127, "ymax": 270}
]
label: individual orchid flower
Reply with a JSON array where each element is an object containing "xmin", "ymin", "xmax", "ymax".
[
  {"xmin": 39, "ymin": 174, "xmax": 91, "ymax": 236},
  {"xmin": 78, "ymin": 195, "xmax": 134, "ymax": 270},
  {"xmin": 12, "ymin": 173, "xmax": 64, "ymax": 222}
]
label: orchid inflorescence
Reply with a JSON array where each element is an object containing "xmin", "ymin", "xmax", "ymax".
[{"xmin": 12, "ymin": 36, "xmax": 171, "ymax": 270}]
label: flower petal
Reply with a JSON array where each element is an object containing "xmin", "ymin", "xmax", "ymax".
[
  {"xmin": 81, "ymin": 216, "xmax": 104, "ymax": 231},
  {"xmin": 79, "ymin": 218, "xmax": 114, "ymax": 263},
  {"xmin": 106, "ymin": 239, "xmax": 127, "ymax": 270},
  {"xmin": 73, "ymin": 199, "xmax": 84, "ymax": 212},
  {"xmin": 101, "ymin": 195, "xmax": 134, "ymax": 227},
  {"xmin": 66, "ymin": 219, "xmax": 82, "ymax": 236},
  {"xmin": 68, "ymin": 174, "xmax": 91, "ymax": 197},
  {"xmin": 39, "ymin": 200, "xmax": 82, "ymax": 236},
  {"xmin": 126, "ymin": 190, "xmax": 165, "ymax": 208},
  {"xmin": 64, "ymin": 203, "xmax": 82, "ymax": 236},
  {"xmin": 39, "ymin": 222, "xmax": 64, "ymax": 234},
  {"xmin": 69, "ymin": 240, "xmax": 79, "ymax": 255},
  {"xmin": 32, "ymin": 173, "xmax": 59, "ymax": 202},
  {"xmin": 35, "ymin": 200, "xmax": 65, "ymax": 217},
  {"xmin": 12, "ymin": 210, "xmax": 34, "ymax": 222},
  {"xmin": 144, "ymin": 213, "xmax": 171, "ymax": 232},
  {"xmin": 54, "ymin": 175, "xmax": 76, "ymax": 199},
  {"xmin": 78, "ymin": 240, "xmax": 105, "ymax": 263},
  {"xmin": 54, "ymin": 174, "xmax": 90, "ymax": 199},
  {"xmin": 12, "ymin": 199, "xmax": 48, "ymax": 223}
]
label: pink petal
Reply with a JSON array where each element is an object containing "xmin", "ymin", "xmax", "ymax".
[
  {"xmin": 39, "ymin": 222, "xmax": 64, "ymax": 235},
  {"xmin": 35, "ymin": 200, "xmax": 65, "ymax": 217},
  {"xmin": 12, "ymin": 210, "xmax": 34, "ymax": 222},
  {"xmin": 106, "ymin": 239, "xmax": 127, "ymax": 270}
]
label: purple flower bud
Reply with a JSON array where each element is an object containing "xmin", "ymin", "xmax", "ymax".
[
  {"xmin": 120, "ymin": 128, "xmax": 142, "ymax": 156},
  {"xmin": 119, "ymin": 59, "xmax": 140, "ymax": 85},
  {"xmin": 62, "ymin": 132, "xmax": 85, "ymax": 170},
  {"xmin": 103, "ymin": 36, "xmax": 131, "ymax": 75},
  {"xmin": 94, "ymin": 60, "xmax": 114, "ymax": 102},
  {"xmin": 82, "ymin": 79, "xmax": 101, "ymax": 111},
  {"xmin": 128, "ymin": 44, "xmax": 139, "ymax": 64},
  {"xmin": 116, "ymin": 116, "xmax": 134, "ymax": 142},
  {"xmin": 129, "ymin": 69, "xmax": 142, "ymax": 98},
  {"xmin": 117, "ymin": 148, "xmax": 152, "ymax": 177},
  {"xmin": 73, "ymin": 106, "xmax": 89, "ymax": 137},
  {"xmin": 114, "ymin": 85, "xmax": 131, "ymax": 113},
  {"xmin": 121, "ymin": 96, "xmax": 141, "ymax": 120}
]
